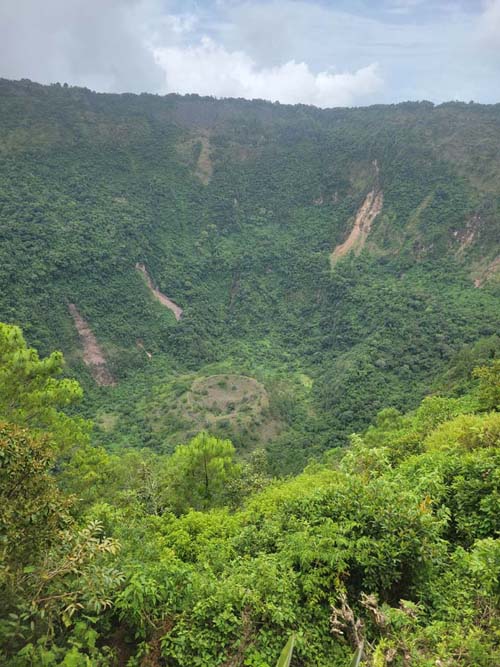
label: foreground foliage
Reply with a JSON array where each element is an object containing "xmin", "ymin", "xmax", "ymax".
[{"xmin": 0, "ymin": 325, "xmax": 498, "ymax": 665}]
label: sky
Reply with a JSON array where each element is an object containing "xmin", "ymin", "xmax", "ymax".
[{"xmin": 1, "ymin": 0, "xmax": 499, "ymax": 108}]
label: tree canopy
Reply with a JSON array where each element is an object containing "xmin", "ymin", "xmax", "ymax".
[{"xmin": 0, "ymin": 327, "xmax": 498, "ymax": 665}]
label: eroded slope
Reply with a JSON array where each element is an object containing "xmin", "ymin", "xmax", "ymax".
[
  {"xmin": 68, "ymin": 304, "xmax": 115, "ymax": 386},
  {"xmin": 136, "ymin": 263, "xmax": 183, "ymax": 321},
  {"xmin": 331, "ymin": 190, "xmax": 384, "ymax": 266}
]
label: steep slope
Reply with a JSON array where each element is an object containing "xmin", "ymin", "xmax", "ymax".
[
  {"xmin": 0, "ymin": 79, "xmax": 499, "ymax": 465},
  {"xmin": 68, "ymin": 304, "xmax": 115, "ymax": 386},
  {"xmin": 136, "ymin": 263, "xmax": 183, "ymax": 321},
  {"xmin": 331, "ymin": 189, "xmax": 384, "ymax": 265}
]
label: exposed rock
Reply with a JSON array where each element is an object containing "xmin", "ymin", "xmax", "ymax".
[{"xmin": 331, "ymin": 190, "xmax": 384, "ymax": 266}]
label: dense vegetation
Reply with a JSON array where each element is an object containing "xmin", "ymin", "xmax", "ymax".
[
  {"xmin": 0, "ymin": 79, "xmax": 499, "ymax": 664},
  {"xmin": 0, "ymin": 79, "xmax": 499, "ymax": 471},
  {"xmin": 0, "ymin": 324, "xmax": 499, "ymax": 666}
]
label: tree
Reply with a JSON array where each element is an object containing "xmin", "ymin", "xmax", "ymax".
[
  {"xmin": 0, "ymin": 323, "xmax": 89, "ymax": 454},
  {"xmin": 165, "ymin": 432, "xmax": 239, "ymax": 513},
  {"xmin": 473, "ymin": 360, "xmax": 500, "ymax": 411},
  {"xmin": 0, "ymin": 422, "xmax": 71, "ymax": 575},
  {"xmin": 0, "ymin": 421, "xmax": 122, "ymax": 664}
]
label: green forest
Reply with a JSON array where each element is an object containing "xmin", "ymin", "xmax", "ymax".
[{"xmin": 0, "ymin": 79, "xmax": 499, "ymax": 665}]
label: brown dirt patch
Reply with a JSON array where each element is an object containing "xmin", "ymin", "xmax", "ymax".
[
  {"xmin": 331, "ymin": 190, "xmax": 384, "ymax": 266},
  {"xmin": 68, "ymin": 304, "xmax": 116, "ymax": 386},
  {"xmin": 136, "ymin": 263, "xmax": 183, "ymax": 321}
]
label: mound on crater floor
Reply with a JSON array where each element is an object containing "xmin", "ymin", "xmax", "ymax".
[{"xmin": 150, "ymin": 374, "xmax": 281, "ymax": 449}]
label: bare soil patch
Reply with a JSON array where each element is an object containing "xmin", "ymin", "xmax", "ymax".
[
  {"xmin": 68, "ymin": 304, "xmax": 116, "ymax": 386},
  {"xmin": 136, "ymin": 263, "xmax": 183, "ymax": 321},
  {"xmin": 331, "ymin": 190, "xmax": 384, "ymax": 266}
]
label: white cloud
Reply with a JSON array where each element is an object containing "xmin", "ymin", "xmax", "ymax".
[
  {"xmin": 0, "ymin": 0, "xmax": 498, "ymax": 105},
  {"xmin": 477, "ymin": 0, "xmax": 500, "ymax": 46},
  {"xmin": 0, "ymin": 0, "xmax": 166, "ymax": 93},
  {"xmin": 153, "ymin": 37, "xmax": 383, "ymax": 107}
]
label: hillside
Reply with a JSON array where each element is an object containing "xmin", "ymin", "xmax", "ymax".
[{"xmin": 0, "ymin": 78, "xmax": 499, "ymax": 469}]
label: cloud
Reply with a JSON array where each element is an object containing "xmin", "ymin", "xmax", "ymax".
[
  {"xmin": 0, "ymin": 0, "xmax": 165, "ymax": 92},
  {"xmin": 477, "ymin": 0, "xmax": 500, "ymax": 46},
  {"xmin": 0, "ymin": 0, "xmax": 498, "ymax": 106},
  {"xmin": 220, "ymin": 0, "xmax": 499, "ymax": 104},
  {"xmin": 0, "ymin": 0, "xmax": 383, "ymax": 106},
  {"xmin": 154, "ymin": 37, "xmax": 382, "ymax": 107}
]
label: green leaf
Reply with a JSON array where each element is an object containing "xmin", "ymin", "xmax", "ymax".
[
  {"xmin": 276, "ymin": 633, "xmax": 295, "ymax": 667},
  {"xmin": 351, "ymin": 641, "xmax": 364, "ymax": 667}
]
